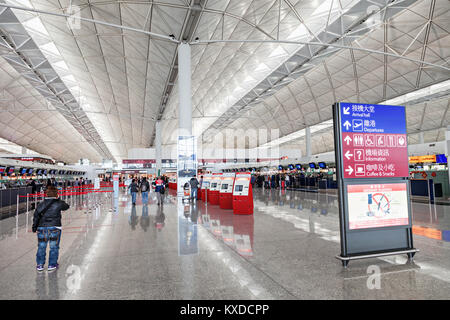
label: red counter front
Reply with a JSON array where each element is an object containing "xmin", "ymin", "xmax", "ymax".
[
  {"xmin": 219, "ymin": 174, "xmax": 235, "ymax": 210},
  {"xmin": 209, "ymin": 190, "xmax": 219, "ymax": 204},
  {"xmin": 233, "ymin": 173, "xmax": 253, "ymax": 215},
  {"xmin": 208, "ymin": 174, "xmax": 222, "ymax": 205}
]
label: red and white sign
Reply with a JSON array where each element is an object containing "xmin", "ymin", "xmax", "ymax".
[
  {"xmin": 342, "ymin": 132, "xmax": 409, "ymax": 179},
  {"xmin": 347, "ymin": 183, "xmax": 409, "ymax": 230}
]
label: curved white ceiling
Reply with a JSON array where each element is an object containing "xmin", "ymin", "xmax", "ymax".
[{"xmin": 0, "ymin": 0, "xmax": 447, "ymax": 162}]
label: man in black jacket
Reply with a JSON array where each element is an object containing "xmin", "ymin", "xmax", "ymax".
[{"xmin": 32, "ymin": 186, "xmax": 70, "ymax": 272}]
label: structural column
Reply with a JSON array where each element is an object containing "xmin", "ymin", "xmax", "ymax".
[
  {"xmin": 419, "ymin": 132, "xmax": 424, "ymax": 144},
  {"xmin": 177, "ymin": 42, "xmax": 196, "ymax": 195},
  {"xmin": 305, "ymin": 126, "xmax": 311, "ymax": 158},
  {"xmin": 178, "ymin": 42, "xmax": 192, "ymax": 136},
  {"xmin": 446, "ymin": 125, "xmax": 450, "ymax": 184},
  {"xmin": 155, "ymin": 121, "xmax": 162, "ymax": 177}
]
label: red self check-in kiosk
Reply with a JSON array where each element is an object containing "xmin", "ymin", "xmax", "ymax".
[
  {"xmin": 233, "ymin": 173, "xmax": 253, "ymax": 215},
  {"xmin": 219, "ymin": 173, "xmax": 235, "ymax": 210},
  {"xmin": 200, "ymin": 174, "xmax": 212, "ymax": 202},
  {"xmin": 208, "ymin": 173, "xmax": 222, "ymax": 205}
]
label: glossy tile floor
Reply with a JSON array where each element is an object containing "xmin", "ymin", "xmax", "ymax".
[{"xmin": 1, "ymin": 188, "xmax": 450, "ymax": 299}]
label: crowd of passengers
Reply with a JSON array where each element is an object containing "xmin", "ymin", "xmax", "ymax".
[
  {"xmin": 0, "ymin": 177, "xmax": 90, "ymax": 191},
  {"xmin": 249, "ymin": 172, "xmax": 329, "ymax": 189}
]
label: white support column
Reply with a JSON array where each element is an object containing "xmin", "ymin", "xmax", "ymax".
[
  {"xmin": 155, "ymin": 121, "xmax": 162, "ymax": 176},
  {"xmin": 178, "ymin": 43, "xmax": 192, "ymax": 136},
  {"xmin": 177, "ymin": 42, "xmax": 196, "ymax": 195},
  {"xmin": 21, "ymin": 146, "xmax": 27, "ymax": 154},
  {"xmin": 305, "ymin": 126, "xmax": 311, "ymax": 158},
  {"xmin": 446, "ymin": 126, "xmax": 450, "ymax": 185},
  {"xmin": 419, "ymin": 132, "xmax": 424, "ymax": 144}
]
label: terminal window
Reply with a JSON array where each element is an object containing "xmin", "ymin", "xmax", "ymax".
[{"xmin": 235, "ymin": 185, "xmax": 243, "ymax": 192}]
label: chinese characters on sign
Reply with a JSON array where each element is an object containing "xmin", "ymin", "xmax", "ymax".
[{"xmin": 340, "ymin": 103, "xmax": 409, "ymax": 179}]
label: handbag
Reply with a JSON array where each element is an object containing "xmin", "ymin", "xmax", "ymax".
[{"xmin": 32, "ymin": 199, "xmax": 57, "ymax": 233}]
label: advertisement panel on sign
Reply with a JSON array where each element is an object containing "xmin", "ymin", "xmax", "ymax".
[
  {"xmin": 340, "ymin": 103, "xmax": 409, "ymax": 178},
  {"xmin": 347, "ymin": 183, "xmax": 409, "ymax": 230}
]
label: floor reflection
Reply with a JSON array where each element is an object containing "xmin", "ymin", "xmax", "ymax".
[{"xmin": 197, "ymin": 201, "xmax": 254, "ymax": 257}]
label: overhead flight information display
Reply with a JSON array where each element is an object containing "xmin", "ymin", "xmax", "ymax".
[{"xmin": 339, "ymin": 102, "xmax": 409, "ymax": 179}]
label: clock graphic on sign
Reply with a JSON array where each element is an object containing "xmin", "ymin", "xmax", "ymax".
[{"xmin": 367, "ymin": 193, "xmax": 391, "ymax": 217}]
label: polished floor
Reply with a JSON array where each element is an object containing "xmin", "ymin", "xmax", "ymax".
[{"xmin": 0, "ymin": 188, "xmax": 450, "ymax": 299}]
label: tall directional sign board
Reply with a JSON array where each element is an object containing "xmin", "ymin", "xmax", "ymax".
[
  {"xmin": 333, "ymin": 102, "xmax": 417, "ymax": 267},
  {"xmin": 340, "ymin": 103, "xmax": 409, "ymax": 179}
]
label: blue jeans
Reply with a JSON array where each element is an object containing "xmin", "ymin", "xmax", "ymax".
[
  {"xmin": 191, "ymin": 188, "xmax": 197, "ymax": 200},
  {"xmin": 36, "ymin": 227, "xmax": 61, "ymax": 266},
  {"xmin": 131, "ymin": 192, "xmax": 137, "ymax": 204},
  {"xmin": 142, "ymin": 191, "xmax": 149, "ymax": 204}
]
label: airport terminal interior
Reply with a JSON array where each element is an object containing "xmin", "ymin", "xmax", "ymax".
[{"xmin": 0, "ymin": 0, "xmax": 449, "ymax": 300}]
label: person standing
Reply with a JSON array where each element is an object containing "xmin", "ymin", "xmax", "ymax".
[
  {"xmin": 189, "ymin": 176, "xmax": 199, "ymax": 201},
  {"xmin": 155, "ymin": 176, "xmax": 165, "ymax": 205},
  {"xmin": 128, "ymin": 179, "xmax": 139, "ymax": 205},
  {"xmin": 140, "ymin": 177, "xmax": 150, "ymax": 204},
  {"xmin": 32, "ymin": 186, "xmax": 70, "ymax": 272}
]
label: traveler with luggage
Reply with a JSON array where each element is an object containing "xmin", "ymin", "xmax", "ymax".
[
  {"xmin": 189, "ymin": 176, "xmax": 199, "ymax": 201},
  {"xmin": 32, "ymin": 185, "xmax": 70, "ymax": 272},
  {"xmin": 128, "ymin": 179, "xmax": 139, "ymax": 205},
  {"xmin": 140, "ymin": 177, "xmax": 150, "ymax": 204}
]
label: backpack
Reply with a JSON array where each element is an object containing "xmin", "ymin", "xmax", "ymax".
[{"xmin": 141, "ymin": 182, "xmax": 148, "ymax": 192}]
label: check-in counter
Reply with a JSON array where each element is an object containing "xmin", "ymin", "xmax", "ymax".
[{"xmin": 0, "ymin": 186, "xmax": 33, "ymax": 218}]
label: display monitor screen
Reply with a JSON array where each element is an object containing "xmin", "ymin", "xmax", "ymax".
[
  {"xmin": 436, "ymin": 154, "xmax": 447, "ymax": 163},
  {"xmin": 288, "ymin": 164, "xmax": 294, "ymax": 170},
  {"xmin": 36, "ymin": 169, "xmax": 42, "ymax": 175},
  {"xmin": 309, "ymin": 163, "xmax": 316, "ymax": 169},
  {"xmin": 235, "ymin": 185, "xmax": 243, "ymax": 192},
  {"xmin": 43, "ymin": 170, "xmax": 47, "ymax": 175},
  {"xmin": 278, "ymin": 165, "xmax": 283, "ymax": 170},
  {"xmin": 318, "ymin": 162, "xmax": 326, "ymax": 169},
  {"xmin": 7, "ymin": 167, "xmax": 15, "ymax": 175},
  {"xmin": 20, "ymin": 168, "xmax": 27, "ymax": 175},
  {"xmin": 27, "ymin": 168, "xmax": 33, "ymax": 175},
  {"xmin": 211, "ymin": 183, "xmax": 217, "ymax": 188},
  {"xmin": 295, "ymin": 164, "xmax": 302, "ymax": 170},
  {"xmin": 221, "ymin": 184, "xmax": 228, "ymax": 189},
  {"xmin": 0, "ymin": 166, "xmax": 5, "ymax": 174}
]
